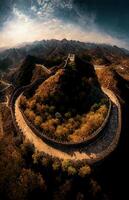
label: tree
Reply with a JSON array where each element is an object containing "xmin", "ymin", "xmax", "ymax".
[
  {"xmin": 41, "ymin": 156, "xmax": 51, "ymax": 167},
  {"xmin": 96, "ymin": 68, "xmax": 117, "ymax": 90},
  {"xmin": 34, "ymin": 115, "xmax": 42, "ymax": 127},
  {"xmin": 27, "ymin": 99, "xmax": 36, "ymax": 109},
  {"xmin": 36, "ymin": 103, "xmax": 42, "ymax": 113},
  {"xmin": 20, "ymin": 95, "xmax": 27, "ymax": 109},
  {"xmin": 64, "ymin": 112, "xmax": 72, "ymax": 119},
  {"xmin": 68, "ymin": 133, "xmax": 81, "ymax": 143},
  {"xmin": 41, "ymin": 121, "xmax": 55, "ymax": 135},
  {"xmin": 67, "ymin": 166, "xmax": 77, "ymax": 176},
  {"xmin": 53, "ymin": 179, "xmax": 73, "ymax": 200},
  {"xmin": 90, "ymin": 179, "xmax": 102, "ymax": 198},
  {"xmin": 20, "ymin": 141, "xmax": 35, "ymax": 162},
  {"xmin": 48, "ymin": 106, "xmax": 55, "ymax": 114},
  {"xmin": 28, "ymin": 110, "xmax": 36, "ymax": 122},
  {"xmin": 61, "ymin": 160, "xmax": 71, "ymax": 172},
  {"xmin": 32, "ymin": 151, "xmax": 50, "ymax": 167},
  {"xmin": 24, "ymin": 108, "xmax": 30, "ymax": 117},
  {"xmin": 78, "ymin": 165, "xmax": 91, "ymax": 177},
  {"xmin": 52, "ymin": 160, "xmax": 61, "ymax": 171},
  {"xmin": 10, "ymin": 168, "xmax": 46, "ymax": 200},
  {"xmin": 24, "ymin": 109, "xmax": 36, "ymax": 122},
  {"xmin": 0, "ymin": 136, "xmax": 23, "ymax": 200},
  {"xmin": 32, "ymin": 151, "xmax": 44, "ymax": 165},
  {"xmin": 55, "ymin": 125, "xmax": 68, "ymax": 140}
]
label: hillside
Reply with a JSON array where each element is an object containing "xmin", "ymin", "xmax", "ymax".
[{"xmin": 21, "ymin": 56, "xmax": 109, "ymax": 143}]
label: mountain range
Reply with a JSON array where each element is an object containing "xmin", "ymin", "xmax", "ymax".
[{"xmin": 1, "ymin": 39, "xmax": 129, "ymax": 71}]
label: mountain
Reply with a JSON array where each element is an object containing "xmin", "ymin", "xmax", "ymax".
[
  {"xmin": 35, "ymin": 56, "xmax": 101, "ymax": 113},
  {"xmin": 1, "ymin": 39, "xmax": 129, "ymax": 71},
  {"xmin": 11, "ymin": 55, "xmax": 50, "ymax": 87},
  {"xmin": 21, "ymin": 55, "xmax": 108, "ymax": 143}
]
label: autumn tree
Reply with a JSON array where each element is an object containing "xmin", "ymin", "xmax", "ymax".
[
  {"xmin": 20, "ymin": 141, "xmax": 35, "ymax": 163},
  {"xmin": 24, "ymin": 109, "xmax": 36, "ymax": 122},
  {"xmin": 78, "ymin": 165, "xmax": 91, "ymax": 177},
  {"xmin": 34, "ymin": 115, "xmax": 42, "ymax": 127},
  {"xmin": 20, "ymin": 95, "xmax": 27, "ymax": 109},
  {"xmin": 52, "ymin": 160, "xmax": 61, "ymax": 171},
  {"xmin": 61, "ymin": 160, "xmax": 72, "ymax": 172},
  {"xmin": 27, "ymin": 99, "xmax": 36, "ymax": 109},
  {"xmin": 10, "ymin": 168, "xmax": 46, "ymax": 200},
  {"xmin": 67, "ymin": 166, "xmax": 77, "ymax": 176}
]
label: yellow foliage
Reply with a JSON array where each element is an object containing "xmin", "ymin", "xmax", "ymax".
[
  {"xmin": 24, "ymin": 109, "xmax": 36, "ymax": 122},
  {"xmin": 69, "ymin": 104, "xmax": 107, "ymax": 142},
  {"xmin": 78, "ymin": 165, "xmax": 91, "ymax": 177},
  {"xmin": 34, "ymin": 116, "xmax": 42, "ymax": 126},
  {"xmin": 27, "ymin": 99, "xmax": 36, "ymax": 109},
  {"xmin": 40, "ymin": 122, "xmax": 55, "ymax": 133},
  {"xmin": 96, "ymin": 68, "xmax": 117, "ymax": 90},
  {"xmin": 20, "ymin": 95, "xmax": 27, "ymax": 106},
  {"xmin": 55, "ymin": 125, "xmax": 68, "ymax": 138}
]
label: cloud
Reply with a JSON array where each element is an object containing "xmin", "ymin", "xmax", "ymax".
[
  {"xmin": 36, "ymin": 0, "xmax": 73, "ymax": 9},
  {"xmin": 0, "ymin": 6, "xmax": 128, "ymax": 49},
  {"xmin": 29, "ymin": 0, "xmax": 73, "ymax": 18}
]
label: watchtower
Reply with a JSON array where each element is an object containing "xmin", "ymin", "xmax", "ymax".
[{"xmin": 68, "ymin": 54, "xmax": 75, "ymax": 62}]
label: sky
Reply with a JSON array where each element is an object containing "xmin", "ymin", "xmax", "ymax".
[{"xmin": 0, "ymin": 0, "xmax": 129, "ymax": 49}]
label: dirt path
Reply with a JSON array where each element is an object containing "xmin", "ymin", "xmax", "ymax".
[{"xmin": 15, "ymin": 88, "xmax": 121, "ymax": 164}]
